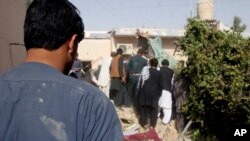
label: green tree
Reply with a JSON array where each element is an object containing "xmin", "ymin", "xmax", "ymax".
[
  {"xmin": 178, "ymin": 18, "xmax": 250, "ymax": 141},
  {"xmin": 231, "ymin": 16, "xmax": 247, "ymax": 33}
]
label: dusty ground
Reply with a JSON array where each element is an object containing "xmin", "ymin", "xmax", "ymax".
[{"xmin": 116, "ymin": 107, "xmax": 191, "ymax": 141}]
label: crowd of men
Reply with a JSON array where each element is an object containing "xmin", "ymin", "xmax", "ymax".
[
  {"xmin": 70, "ymin": 46, "xmax": 176, "ymax": 129},
  {"xmin": 108, "ymin": 48, "xmax": 174, "ymax": 129}
]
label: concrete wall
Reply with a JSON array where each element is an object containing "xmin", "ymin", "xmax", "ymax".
[
  {"xmin": 162, "ymin": 37, "xmax": 186, "ymax": 61},
  {"xmin": 77, "ymin": 35, "xmax": 186, "ymax": 70},
  {"xmin": 77, "ymin": 38, "xmax": 111, "ymax": 69},
  {"xmin": 0, "ymin": 0, "xmax": 26, "ymax": 73}
]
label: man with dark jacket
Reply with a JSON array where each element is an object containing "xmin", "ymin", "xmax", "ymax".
[
  {"xmin": 127, "ymin": 48, "xmax": 148, "ymax": 106},
  {"xmin": 158, "ymin": 59, "xmax": 174, "ymax": 124},
  {"xmin": 137, "ymin": 58, "xmax": 161, "ymax": 128}
]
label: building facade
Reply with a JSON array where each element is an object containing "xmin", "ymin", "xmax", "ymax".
[
  {"xmin": 0, "ymin": 0, "xmax": 26, "ymax": 73},
  {"xmin": 109, "ymin": 28, "xmax": 185, "ymax": 61},
  {"xmin": 77, "ymin": 28, "xmax": 186, "ymax": 70}
]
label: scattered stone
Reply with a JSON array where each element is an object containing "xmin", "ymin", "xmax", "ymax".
[{"xmin": 116, "ymin": 106, "xmax": 192, "ymax": 141}]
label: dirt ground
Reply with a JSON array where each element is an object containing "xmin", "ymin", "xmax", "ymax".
[{"xmin": 116, "ymin": 107, "xmax": 191, "ymax": 141}]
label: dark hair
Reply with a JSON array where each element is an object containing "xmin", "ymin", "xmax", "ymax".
[
  {"xmin": 137, "ymin": 48, "xmax": 144, "ymax": 55},
  {"xmin": 150, "ymin": 58, "xmax": 158, "ymax": 67},
  {"xmin": 24, "ymin": 0, "xmax": 84, "ymax": 50},
  {"xmin": 161, "ymin": 59, "xmax": 169, "ymax": 66},
  {"xmin": 116, "ymin": 48, "xmax": 123, "ymax": 55}
]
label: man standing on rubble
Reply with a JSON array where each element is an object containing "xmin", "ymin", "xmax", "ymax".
[
  {"xmin": 127, "ymin": 48, "xmax": 148, "ymax": 107},
  {"xmin": 158, "ymin": 59, "xmax": 174, "ymax": 124},
  {"xmin": 109, "ymin": 48, "xmax": 126, "ymax": 106}
]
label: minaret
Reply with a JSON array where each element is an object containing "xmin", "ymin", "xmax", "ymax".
[{"xmin": 197, "ymin": 0, "xmax": 214, "ymax": 20}]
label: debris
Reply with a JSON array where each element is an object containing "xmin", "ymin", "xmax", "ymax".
[
  {"xmin": 124, "ymin": 128, "xmax": 162, "ymax": 141},
  {"xmin": 123, "ymin": 124, "xmax": 140, "ymax": 136}
]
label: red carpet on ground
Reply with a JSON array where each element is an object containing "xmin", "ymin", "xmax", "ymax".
[{"xmin": 124, "ymin": 128, "xmax": 162, "ymax": 141}]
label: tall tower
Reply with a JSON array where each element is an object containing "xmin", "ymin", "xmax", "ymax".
[{"xmin": 197, "ymin": 0, "xmax": 214, "ymax": 20}]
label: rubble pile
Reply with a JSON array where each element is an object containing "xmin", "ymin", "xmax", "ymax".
[{"xmin": 116, "ymin": 107, "xmax": 191, "ymax": 141}]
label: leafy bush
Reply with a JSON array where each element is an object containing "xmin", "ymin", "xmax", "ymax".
[{"xmin": 178, "ymin": 18, "xmax": 250, "ymax": 141}]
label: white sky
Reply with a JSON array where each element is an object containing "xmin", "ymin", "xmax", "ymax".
[{"xmin": 70, "ymin": 0, "xmax": 250, "ymax": 32}]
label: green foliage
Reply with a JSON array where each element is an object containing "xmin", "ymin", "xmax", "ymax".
[
  {"xmin": 178, "ymin": 18, "xmax": 250, "ymax": 141},
  {"xmin": 231, "ymin": 16, "xmax": 247, "ymax": 33}
]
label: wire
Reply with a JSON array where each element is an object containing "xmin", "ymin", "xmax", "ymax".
[
  {"xmin": 95, "ymin": 0, "xmax": 130, "ymax": 27},
  {"xmin": 102, "ymin": 0, "xmax": 132, "ymax": 26}
]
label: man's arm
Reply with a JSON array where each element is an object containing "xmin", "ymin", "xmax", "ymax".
[{"xmin": 118, "ymin": 57, "xmax": 126, "ymax": 83}]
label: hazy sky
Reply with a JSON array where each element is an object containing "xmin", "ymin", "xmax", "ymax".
[{"xmin": 70, "ymin": 0, "xmax": 250, "ymax": 32}]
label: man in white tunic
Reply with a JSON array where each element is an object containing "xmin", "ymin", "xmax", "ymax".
[
  {"xmin": 97, "ymin": 55, "xmax": 113, "ymax": 97},
  {"xmin": 158, "ymin": 59, "xmax": 174, "ymax": 124}
]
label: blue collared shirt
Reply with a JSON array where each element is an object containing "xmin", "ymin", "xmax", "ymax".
[{"xmin": 0, "ymin": 62, "xmax": 123, "ymax": 141}]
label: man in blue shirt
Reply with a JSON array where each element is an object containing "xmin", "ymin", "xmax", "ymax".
[{"xmin": 0, "ymin": 0, "xmax": 123, "ymax": 141}]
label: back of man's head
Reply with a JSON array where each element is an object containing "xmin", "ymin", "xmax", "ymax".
[
  {"xmin": 24, "ymin": 0, "xmax": 84, "ymax": 51},
  {"xmin": 150, "ymin": 58, "xmax": 158, "ymax": 67},
  {"xmin": 161, "ymin": 59, "xmax": 169, "ymax": 67},
  {"xmin": 116, "ymin": 48, "xmax": 123, "ymax": 55},
  {"xmin": 137, "ymin": 48, "xmax": 144, "ymax": 55}
]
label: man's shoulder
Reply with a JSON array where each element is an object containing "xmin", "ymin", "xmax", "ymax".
[
  {"xmin": 161, "ymin": 66, "xmax": 173, "ymax": 71},
  {"xmin": 160, "ymin": 67, "xmax": 174, "ymax": 76},
  {"xmin": 63, "ymin": 76, "xmax": 106, "ymax": 96},
  {"xmin": 1, "ymin": 70, "xmax": 110, "ymax": 112},
  {"xmin": 149, "ymin": 68, "xmax": 159, "ymax": 72},
  {"xmin": 0, "ymin": 63, "xmax": 108, "ymax": 102},
  {"xmin": 139, "ymin": 56, "xmax": 148, "ymax": 63},
  {"xmin": 42, "ymin": 74, "xmax": 109, "ymax": 103},
  {"xmin": 167, "ymin": 67, "xmax": 174, "ymax": 73},
  {"xmin": 133, "ymin": 55, "xmax": 147, "ymax": 61}
]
